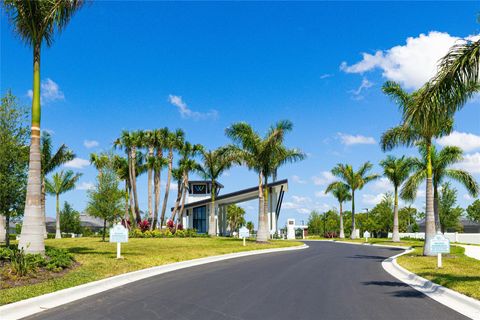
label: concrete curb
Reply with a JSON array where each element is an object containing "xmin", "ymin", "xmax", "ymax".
[
  {"xmin": 382, "ymin": 249, "xmax": 480, "ymax": 320},
  {"xmin": 0, "ymin": 244, "xmax": 308, "ymax": 320}
]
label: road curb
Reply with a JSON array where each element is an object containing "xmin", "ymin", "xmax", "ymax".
[
  {"xmin": 382, "ymin": 249, "xmax": 480, "ymax": 320},
  {"xmin": 0, "ymin": 244, "xmax": 308, "ymax": 320}
]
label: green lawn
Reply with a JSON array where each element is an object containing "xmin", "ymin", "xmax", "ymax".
[
  {"xmin": 397, "ymin": 244, "xmax": 480, "ymax": 300},
  {"xmin": 0, "ymin": 237, "xmax": 302, "ymax": 305}
]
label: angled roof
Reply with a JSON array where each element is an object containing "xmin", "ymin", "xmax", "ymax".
[{"xmin": 174, "ymin": 179, "xmax": 288, "ymax": 211}]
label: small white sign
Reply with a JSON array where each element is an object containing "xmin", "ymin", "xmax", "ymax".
[
  {"xmin": 239, "ymin": 226, "xmax": 250, "ymax": 238},
  {"xmin": 430, "ymin": 233, "xmax": 450, "ymax": 254},
  {"xmin": 363, "ymin": 231, "xmax": 370, "ymax": 238},
  {"xmin": 109, "ymin": 224, "xmax": 128, "ymax": 243}
]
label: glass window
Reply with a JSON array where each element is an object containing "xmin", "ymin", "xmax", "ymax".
[{"xmin": 193, "ymin": 206, "xmax": 207, "ymax": 233}]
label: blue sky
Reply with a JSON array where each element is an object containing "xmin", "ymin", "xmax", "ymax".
[{"xmin": 2, "ymin": 2, "xmax": 480, "ymax": 227}]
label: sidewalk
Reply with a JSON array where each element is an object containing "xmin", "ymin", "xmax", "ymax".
[{"xmin": 460, "ymin": 245, "xmax": 480, "ymax": 261}]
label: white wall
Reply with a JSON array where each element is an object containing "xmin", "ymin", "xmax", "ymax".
[{"xmin": 387, "ymin": 232, "xmax": 480, "ymax": 245}]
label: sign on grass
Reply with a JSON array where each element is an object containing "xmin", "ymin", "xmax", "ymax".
[
  {"xmin": 109, "ymin": 224, "xmax": 128, "ymax": 243},
  {"xmin": 239, "ymin": 226, "xmax": 250, "ymax": 238},
  {"xmin": 430, "ymin": 233, "xmax": 450, "ymax": 254}
]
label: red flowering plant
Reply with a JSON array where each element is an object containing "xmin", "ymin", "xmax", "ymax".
[{"xmin": 138, "ymin": 220, "xmax": 150, "ymax": 232}]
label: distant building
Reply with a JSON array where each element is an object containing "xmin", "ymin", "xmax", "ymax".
[
  {"xmin": 417, "ymin": 218, "xmax": 480, "ymax": 233},
  {"xmin": 45, "ymin": 213, "xmax": 104, "ymax": 233}
]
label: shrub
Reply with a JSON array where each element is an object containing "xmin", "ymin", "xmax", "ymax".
[
  {"xmin": 0, "ymin": 247, "xmax": 13, "ymax": 261},
  {"xmin": 175, "ymin": 230, "xmax": 186, "ymax": 238},
  {"xmin": 138, "ymin": 220, "xmax": 150, "ymax": 232},
  {"xmin": 45, "ymin": 248, "xmax": 75, "ymax": 271},
  {"xmin": 10, "ymin": 248, "xmax": 32, "ymax": 276}
]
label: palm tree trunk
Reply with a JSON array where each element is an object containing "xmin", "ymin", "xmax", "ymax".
[
  {"xmin": 263, "ymin": 179, "xmax": 270, "ymax": 238},
  {"xmin": 124, "ymin": 181, "xmax": 129, "ymax": 226},
  {"xmin": 339, "ymin": 202, "xmax": 345, "ymax": 239},
  {"xmin": 153, "ymin": 148, "xmax": 162, "ymax": 230},
  {"xmin": 208, "ymin": 183, "xmax": 216, "ymax": 236},
  {"xmin": 423, "ymin": 141, "xmax": 436, "ymax": 256},
  {"xmin": 55, "ymin": 194, "xmax": 61, "ymax": 239},
  {"xmin": 131, "ymin": 149, "xmax": 140, "ymax": 223},
  {"xmin": 102, "ymin": 219, "xmax": 106, "ymax": 242},
  {"xmin": 392, "ymin": 186, "xmax": 400, "ymax": 242},
  {"xmin": 160, "ymin": 150, "xmax": 173, "ymax": 227},
  {"xmin": 178, "ymin": 174, "xmax": 188, "ymax": 227},
  {"xmin": 256, "ymin": 172, "xmax": 268, "ymax": 242},
  {"xmin": 350, "ymin": 190, "xmax": 356, "ymax": 239},
  {"xmin": 19, "ymin": 44, "xmax": 45, "ymax": 254},
  {"xmin": 147, "ymin": 147, "xmax": 153, "ymax": 226},
  {"xmin": 171, "ymin": 181, "xmax": 182, "ymax": 222},
  {"xmin": 127, "ymin": 154, "xmax": 136, "ymax": 223},
  {"xmin": 433, "ymin": 184, "xmax": 441, "ymax": 232},
  {"xmin": 3, "ymin": 214, "xmax": 10, "ymax": 247},
  {"xmin": 41, "ymin": 179, "xmax": 47, "ymax": 238}
]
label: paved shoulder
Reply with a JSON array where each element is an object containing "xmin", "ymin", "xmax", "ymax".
[{"xmin": 25, "ymin": 241, "xmax": 468, "ymax": 320}]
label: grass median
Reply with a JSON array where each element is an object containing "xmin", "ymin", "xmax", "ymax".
[{"xmin": 0, "ymin": 237, "xmax": 302, "ymax": 305}]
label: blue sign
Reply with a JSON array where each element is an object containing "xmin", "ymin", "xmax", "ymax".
[
  {"xmin": 430, "ymin": 234, "xmax": 450, "ymax": 254},
  {"xmin": 109, "ymin": 224, "xmax": 128, "ymax": 243}
]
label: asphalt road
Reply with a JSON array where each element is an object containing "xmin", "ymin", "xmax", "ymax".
[{"xmin": 25, "ymin": 241, "xmax": 468, "ymax": 320}]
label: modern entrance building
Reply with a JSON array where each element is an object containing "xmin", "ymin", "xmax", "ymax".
[{"xmin": 176, "ymin": 179, "xmax": 288, "ymax": 235}]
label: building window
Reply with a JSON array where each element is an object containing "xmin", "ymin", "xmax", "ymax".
[{"xmin": 193, "ymin": 206, "xmax": 207, "ymax": 233}]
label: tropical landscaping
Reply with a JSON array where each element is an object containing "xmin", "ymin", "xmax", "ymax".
[{"xmin": 1, "ymin": 0, "xmax": 480, "ymax": 311}]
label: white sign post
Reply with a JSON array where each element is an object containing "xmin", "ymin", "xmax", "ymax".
[
  {"xmin": 429, "ymin": 232, "xmax": 450, "ymax": 268},
  {"xmin": 363, "ymin": 231, "xmax": 370, "ymax": 243},
  {"xmin": 239, "ymin": 226, "xmax": 250, "ymax": 246},
  {"xmin": 109, "ymin": 224, "xmax": 128, "ymax": 259}
]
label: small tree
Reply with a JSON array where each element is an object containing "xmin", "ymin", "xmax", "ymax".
[
  {"xmin": 0, "ymin": 91, "xmax": 29, "ymax": 247},
  {"xmin": 87, "ymin": 168, "xmax": 124, "ymax": 241},
  {"xmin": 60, "ymin": 202, "xmax": 81, "ymax": 234},
  {"xmin": 226, "ymin": 204, "xmax": 246, "ymax": 235},
  {"xmin": 466, "ymin": 199, "xmax": 480, "ymax": 223},
  {"xmin": 307, "ymin": 211, "xmax": 323, "ymax": 235},
  {"xmin": 439, "ymin": 183, "xmax": 463, "ymax": 232},
  {"xmin": 246, "ymin": 221, "xmax": 254, "ymax": 233}
]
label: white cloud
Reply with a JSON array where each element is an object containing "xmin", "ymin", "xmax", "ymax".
[
  {"xmin": 83, "ymin": 140, "xmax": 99, "ymax": 149},
  {"xmin": 320, "ymin": 73, "xmax": 333, "ymax": 79},
  {"xmin": 340, "ymin": 31, "xmax": 480, "ymax": 89},
  {"xmin": 372, "ymin": 177, "xmax": 393, "ymax": 192},
  {"xmin": 436, "ymin": 131, "xmax": 480, "ymax": 152},
  {"xmin": 349, "ymin": 77, "xmax": 373, "ymax": 100},
  {"xmin": 76, "ymin": 182, "xmax": 94, "ymax": 191},
  {"xmin": 291, "ymin": 195, "xmax": 312, "ymax": 203},
  {"xmin": 64, "ymin": 158, "xmax": 90, "ymax": 169},
  {"xmin": 362, "ymin": 193, "xmax": 385, "ymax": 205},
  {"xmin": 453, "ymin": 152, "xmax": 480, "ymax": 174},
  {"xmin": 168, "ymin": 94, "xmax": 218, "ymax": 120},
  {"xmin": 311, "ymin": 171, "xmax": 336, "ymax": 186},
  {"xmin": 338, "ymin": 133, "xmax": 376, "ymax": 146},
  {"xmin": 315, "ymin": 190, "xmax": 330, "ymax": 198},
  {"xmin": 291, "ymin": 175, "xmax": 307, "ymax": 184},
  {"xmin": 28, "ymin": 78, "xmax": 65, "ymax": 103}
]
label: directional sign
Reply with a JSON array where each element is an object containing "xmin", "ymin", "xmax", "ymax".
[
  {"xmin": 109, "ymin": 224, "xmax": 128, "ymax": 243},
  {"xmin": 239, "ymin": 226, "xmax": 250, "ymax": 238},
  {"xmin": 430, "ymin": 233, "xmax": 450, "ymax": 254}
]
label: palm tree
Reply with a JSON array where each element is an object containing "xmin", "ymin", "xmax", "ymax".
[
  {"xmin": 381, "ymin": 81, "xmax": 453, "ymax": 255},
  {"xmin": 175, "ymin": 142, "xmax": 203, "ymax": 226},
  {"xmin": 90, "ymin": 152, "xmax": 111, "ymax": 177},
  {"xmin": 160, "ymin": 129, "xmax": 185, "ymax": 227},
  {"xmin": 114, "ymin": 131, "xmax": 144, "ymax": 223},
  {"xmin": 113, "ymin": 155, "xmax": 131, "ymax": 223},
  {"xmin": 415, "ymin": 39, "xmax": 480, "ymax": 122},
  {"xmin": 41, "ymin": 131, "xmax": 75, "ymax": 238},
  {"xmin": 45, "ymin": 170, "xmax": 81, "ymax": 238},
  {"xmin": 401, "ymin": 145, "xmax": 479, "ymax": 231},
  {"xmin": 327, "ymin": 162, "xmax": 378, "ymax": 239},
  {"xmin": 379, "ymin": 156, "xmax": 413, "ymax": 242},
  {"xmin": 170, "ymin": 167, "xmax": 184, "ymax": 224},
  {"xmin": 198, "ymin": 147, "xmax": 236, "ymax": 236},
  {"xmin": 225, "ymin": 120, "xmax": 302, "ymax": 242},
  {"xmin": 151, "ymin": 128, "xmax": 168, "ymax": 229},
  {"xmin": 4, "ymin": 0, "xmax": 84, "ymax": 253},
  {"xmin": 142, "ymin": 130, "xmax": 156, "ymax": 225},
  {"xmin": 325, "ymin": 184, "xmax": 351, "ymax": 239}
]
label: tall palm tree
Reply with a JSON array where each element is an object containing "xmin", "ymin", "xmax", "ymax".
[
  {"xmin": 175, "ymin": 142, "xmax": 203, "ymax": 225},
  {"xmin": 379, "ymin": 156, "xmax": 413, "ymax": 242},
  {"xmin": 4, "ymin": 0, "xmax": 84, "ymax": 253},
  {"xmin": 170, "ymin": 167, "xmax": 184, "ymax": 224},
  {"xmin": 160, "ymin": 129, "xmax": 185, "ymax": 227},
  {"xmin": 381, "ymin": 81, "xmax": 453, "ymax": 255},
  {"xmin": 198, "ymin": 147, "xmax": 236, "ymax": 236},
  {"xmin": 325, "ymin": 184, "xmax": 351, "ymax": 239},
  {"xmin": 401, "ymin": 145, "xmax": 479, "ymax": 231},
  {"xmin": 90, "ymin": 152, "xmax": 111, "ymax": 177},
  {"xmin": 45, "ymin": 170, "xmax": 81, "ymax": 239},
  {"xmin": 113, "ymin": 155, "xmax": 131, "ymax": 223},
  {"xmin": 151, "ymin": 128, "xmax": 168, "ymax": 229},
  {"xmin": 142, "ymin": 130, "xmax": 156, "ymax": 224},
  {"xmin": 225, "ymin": 120, "xmax": 302, "ymax": 242},
  {"xmin": 114, "ymin": 131, "xmax": 144, "ymax": 223},
  {"xmin": 415, "ymin": 39, "xmax": 480, "ymax": 121},
  {"xmin": 41, "ymin": 131, "xmax": 75, "ymax": 238},
  {"xmin": 327, "ymin": 162, "xmax": 378, "ymax": 239}
]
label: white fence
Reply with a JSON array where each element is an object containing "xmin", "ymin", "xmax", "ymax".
[{"xmin": 387, "ymin": 232, "xmax": 480, "ymax": 245}]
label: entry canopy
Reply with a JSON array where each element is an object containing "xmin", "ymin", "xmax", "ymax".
[{"xmin": 180, "ymin": 179, "xmax": 288, "ymax": 211}]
